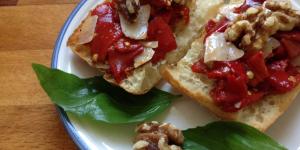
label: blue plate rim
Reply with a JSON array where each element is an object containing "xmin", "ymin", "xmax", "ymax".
[{"xmin": 51, "ymin": 0, "xmax": 88, "ymax": 149}]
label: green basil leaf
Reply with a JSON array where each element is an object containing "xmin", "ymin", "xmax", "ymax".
[
  {"xmin": 32, "ymin": 64, "xmax": 179, "ymax": 124},
  {"xmin": 183, "ymin": 121, "xmax": 287, "ymax": 150}
]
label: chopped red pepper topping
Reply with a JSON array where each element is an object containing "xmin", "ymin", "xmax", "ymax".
[
  {"xmin": 191, "ymin": 1, "xmax": 300, "ymax": 112},
  {"xmin": 90, "ymin": 3, "xmax": 123, "ymax": 61},
  {"xmin": 204, "ymin": 17, "xmax": 229, "ymax": 41},
  {"xmin": 192, "ymin": 29, "xmax": 300, "ymax": 112},
  {"xmin": 108, "ymin": 41, "xmax": 144, "ymax": 83},
  {"xmin": 191, "ymin": 59, "xmax": 208, "ymax": 74},
  {"xmin": 275, "ymin": 31, "xmax": 300, "ymax": 42},
  {"xmin": 267, "ymin": 59, "xmax": 289, "ymax": 72},
  {"xmin": 148, "ymin": 16, "xmax": 177, "ymax": 64},
  {"xmin": 113, "ymin": 38, "xmax": 144, "ymax": 53},
  {"xmin": 267, "ymin": 71, "xmax": 295, "ymax": 93},
  {"xmin": 266, "ymin": 60, "xmax": 298, "ymax": 93},
  {"xmin": 86, "ymin": 2, "xmax": 189, "ymax": 82},
  {"xmin": 281, "ymin": 38, "xmax": 300, "ymax": 59},
  {"xmin": 171, "ymin": 5, "xmax": 190, "ymax": 25},
  {"xmin": 207, "ymin": 61, "xmax": 250, "ymax": 112},
  {"xmin": 207, "ymin": 61, "xmax": 247, "ymax": 82},
  {"xmin": 246, "ymin": 51, "xmax": 269, "ymax": 86},
  {"xmin": 272, "ymin": 45, "xmax": 287, "ymax": 59}
]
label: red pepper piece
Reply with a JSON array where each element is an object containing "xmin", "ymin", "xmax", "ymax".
[
  {"xmin": 268, "ymin": 59, "xmax": 289, "ymax": 72},
  {"xmin": 287, "ymin": 64, "xmax": 300, "ymax": 76},
  {"xmin": 207, "ymin": 63, "xmax": 231, "ymax": 79},
  {"xmin": 207, "ymin": 61, "xmax": 247, "ymax": 82},
  {"xmin": 247, "ymin": 51, "xmax": 269, "ymax": 86},
  {"xmin": 234, "ymin": 0, "xmax": 266, "ymax": 13},
  {"xmin": 209, "ymin": 61, "xmax": 249, "ymax": 112},
  {"xmin": 204, "ymin": 17, "xmax": 229, "ymax": 41},
  {"xmin": 275, "ymin": 31, "xmax": 300, "ymax": 42},
  {"xmin": 281, "ymin": 38, "xmax": 300, "ymax": 59},
  {"xmin": 192, "ymin": 58, "xmax": 208, "ymax": 73},
  {"xmin": 191, "ymin": 59, "xmax": 208, "ymax": 74},
  {"xmin": 234, "ymin": 0, "xmax": 250, "ymax": 13},
  {"xmin": 148, "ymin": 17, "xmax": 177, "ymax": 63},
  {"xmin": 272, "ymin": 44, "xmax": 287, "ymax": 59},
  {"xmin": 157, "ymin": 11, "xmax": 173, "ymax": 24},
  {"xmin": 173, "ymin": 5, "xmax": 190, "ymax": 25},
  {"xmin": 240, "ymin": 91, "xmax": 265, "ymax": 108},
  {"xmin": 226, "ymin": 74, "xmax": 248, "ymax": 96},
  {"xmin": 113, "ymin": 38, "xmax": 143, "ymax": 53},
  {"xmin": 90, "ymin": 3, "xmax": 123, "ymax": 62},
  {"xmin": 108, "ymin": 46, "xmax": 144, "ymax": 83},
  {"xmin": 267, "ymin": 71, "xmax": 295, "ymax": 93},
  {"xmin": 211, "ymin": 74, "xmax": 248, "ymax": 112},
  {"xmin": 211, "ymin": 80, "xmax": 242, "ymax": 104},
  {"xmin": 147, "ymin": 0, "xmax": 171, "ymax": 8}
]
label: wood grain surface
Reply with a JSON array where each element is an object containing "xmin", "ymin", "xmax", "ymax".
[{"xmin": 0, "ymin": 0, "xmax": 80, "ymax": 149}]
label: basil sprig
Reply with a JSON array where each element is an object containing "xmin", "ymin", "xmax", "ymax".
[
  {"xmin": 183, "ymin": 121, "xmax": 286, "ymax": 150},
  {"xmin": 33, "ymin": 64, "xmax": 178, "ymax": 124}
]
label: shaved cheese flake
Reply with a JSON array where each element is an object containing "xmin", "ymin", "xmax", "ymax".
[
  {"xmin": 204, "ymin": 32, "xmax": 244, "ymax": 63},
  {"xmin": 77, "ymin": 15, "xmax": 98, "ymax": 45},
  {"xmin": 119, "ymin": 5, "xmax": 151, "ymax": 40},
  {"xmin": 140, "ymin": 41, "xmax": 159, "ymax": 48},
  {"xmin": 219, "ymin": 4, "xmax": 240, "ymax": 21},
  {"xmin": 263, "ymin": 37, "xmax": 280, "ymax": 58},
  {"xmin": 134, "ymin": 48, "xmax": 155, "ymax": 68}
]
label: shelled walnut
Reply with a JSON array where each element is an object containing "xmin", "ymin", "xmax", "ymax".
[
  {"xmin": 224, "ymin": 0, "xmax": 300, "ymax": 50},
  {"xmin": 133, "ymin": 121, "xmax": 184, "ymax": 150}
]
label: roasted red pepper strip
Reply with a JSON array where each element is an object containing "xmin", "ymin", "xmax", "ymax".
[
  {"xmin": 204, "ymin": 17, "xmax": 229, "ymax": 41},
  {"xmin": 191, "ymin": 59, "xmax": 208, "ymax": 74},
  {"xmin": 234, "ymin": 0, "xmax": 266, "ymax": 13},
  {"xmin": 281, "ymin": 38, "xmax": 300, "ymax": 59},
  {"xmin": 113, "ymin": 38, "xmax": 143, "ymax": 53},
  {"xmin": 267, "ymin": 60, "xmax": 298, "ymax": 93},
  {"xmin": 267, "ymin": 71, "xmax": 295, "ymax": 93},
  {"xmin": 207, "ymin": 61, "xmax": 247, "ymax": 82},
  {"xmin": 267, "ymin": 59, "xmax": 289, "ymax": 72},
  {"xmin": 148, "ymin": 16, "xmax": 177, "ymax": 63},
  {"xmin": 272, "ymin": 45, "xmax": 287, "ymax": 59},
  {"xmin": 275, "ymin": 31, "xmax": 300, "ymax": 42},
  {"xmin": 90, "ymin": 3, "xmax": 123, "ymax": 61},
  {"xmin": 247, "ymin": 51, "xmax": 269, "ymax": 86},
  {"xmin": 240, "ymin": 91, "xmax": 265, "ymax": 109},
  {"xmin": 208, "ymin": 61, "xmax": 249, "ymax": 112},
  {"xmin": 108, "ymin": 43, "xmax": 144, "ymax": 83}
]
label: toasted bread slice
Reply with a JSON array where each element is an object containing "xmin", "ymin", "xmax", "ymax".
[
  {"xmin": 161, "ymin": 29, "xmax": 300, "ymax": 131},
  {"xmin": 68, "ymin": 0, "xmax": 224, "ymax": 94}
]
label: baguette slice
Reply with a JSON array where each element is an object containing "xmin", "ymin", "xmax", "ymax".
[
  {"xmin": 67, "ymin": 0, "xmax": 224, "ymax": 94},
  {"xmin": 161, "ymin": 29, "xmax": 300, "ymax": 131}
]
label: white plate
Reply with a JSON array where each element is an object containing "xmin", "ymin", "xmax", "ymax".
[{"xmin": 52, "ymin": 0, "xmax": 300, "ymax": 149}]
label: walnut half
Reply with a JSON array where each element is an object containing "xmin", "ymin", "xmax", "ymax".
[
  {"xmin": 224, "ymin": 0, "xmax": 300, "ymax": 50},
  {"xmin": 133, "ymin": 121, "xmax": 184, "ymax": 150}
]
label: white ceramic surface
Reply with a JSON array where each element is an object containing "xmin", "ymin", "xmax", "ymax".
[{"xmin": 54, "ymin": 0, "xmax": 300, "ymax": 149}]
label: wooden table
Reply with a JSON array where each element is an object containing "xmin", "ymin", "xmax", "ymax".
[{"xmin": 0, "ymin": 0, "xmax": 81, "ymax": 149}]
